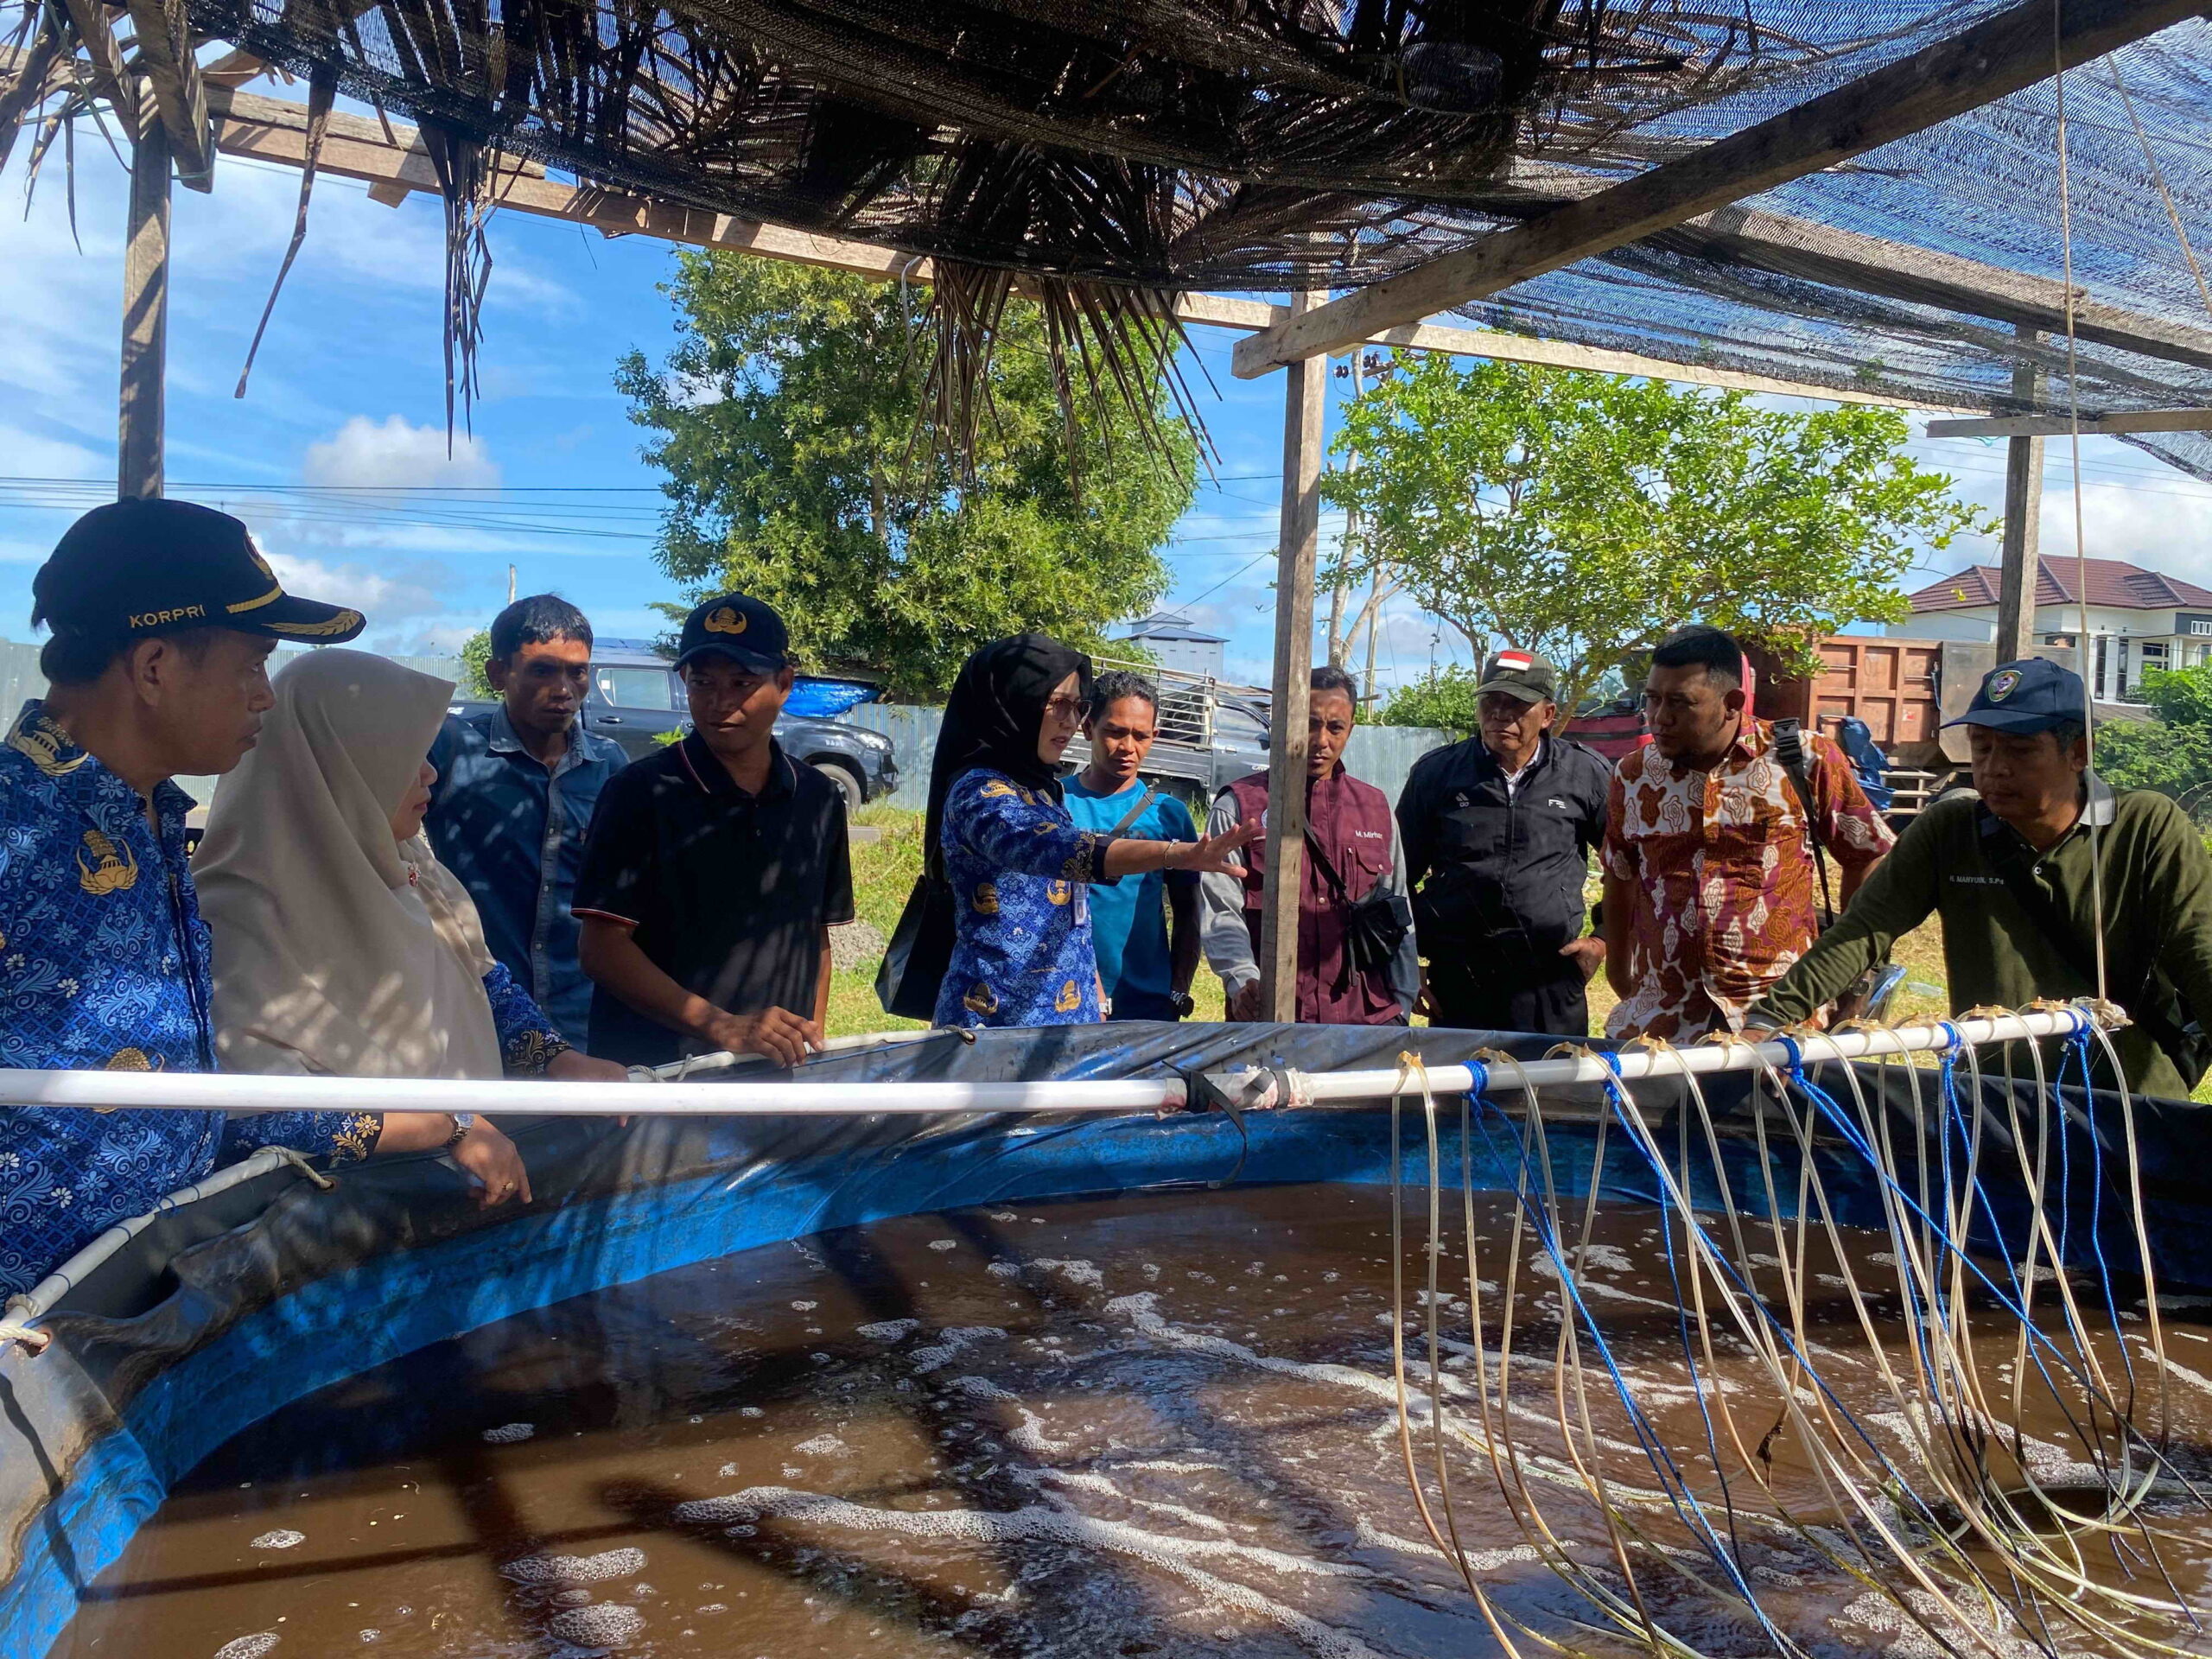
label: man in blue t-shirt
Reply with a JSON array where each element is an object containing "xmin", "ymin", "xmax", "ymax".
[{"xmin": 1063, "ymin": 671, "xmax": 1201, "ymax": 1020}]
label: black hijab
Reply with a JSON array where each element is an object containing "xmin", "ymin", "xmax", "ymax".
[{"xmin": 924, "ymin": 633, "xmax": 1094, "ymax": 880}]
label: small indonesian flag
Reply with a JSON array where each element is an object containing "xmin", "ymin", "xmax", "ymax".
[{"xmin": 1493, "ymin": 649, "xmax": 1535, "ymax": 672}]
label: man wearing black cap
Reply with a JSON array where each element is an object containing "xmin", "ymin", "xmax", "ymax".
[
  {"xmin": 0, "ymin": 498, "xmax": 383, "ymax": 1296},
  {"xmin": 1395, "ymin": 649, "xmax": 1612, "ymax": 1035},
  {"xmin": 574, "ymin": 594, "xmax": 854, "ymax": 1070},
  {"xmin": 1749, "ymin": 657, "xmax": 2212, "ymax": 1097}
]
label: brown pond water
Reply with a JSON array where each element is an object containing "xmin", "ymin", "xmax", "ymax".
[{"xmin": 54, "ymin": 1184, "xmax": 2212, "ymax": 1659}]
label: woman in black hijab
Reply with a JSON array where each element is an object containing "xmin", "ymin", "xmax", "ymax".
[{"xmin": 885, "ymin": 634, "xmax": 1255, "ymax": 1027}]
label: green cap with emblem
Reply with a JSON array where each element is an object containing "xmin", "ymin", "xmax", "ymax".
[{"xmin": 33, "ymin": 498, "xmax": 367, "ymax": 645}]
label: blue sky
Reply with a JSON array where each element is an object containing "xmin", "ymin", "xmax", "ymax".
[{"xmin": 6, "ymin": 116, "xmax": 2212, "ymax": 694}]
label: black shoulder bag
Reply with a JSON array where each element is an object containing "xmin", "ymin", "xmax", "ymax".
[
  {"xmin": 876, "ymin": 874, "xmax": 957, "ymax": 1020},
  {"xmin": 1302, "ymin": 830, "xmax": 1413, "ymax": 993},
  {"xmin": 1984, "ymin": 820, "xmax": 2212, "ymax": 1090},
  {"xmin": 877, "ymin": 785, "xmax": 1161, "ymax": 1020}
]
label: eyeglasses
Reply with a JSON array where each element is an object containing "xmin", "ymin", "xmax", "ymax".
[{"xmin": 1043, "ymin": 696, "xmax": 1086, "ymax": 721}]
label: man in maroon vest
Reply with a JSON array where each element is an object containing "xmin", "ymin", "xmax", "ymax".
[{"xmin": 1202, "ymin": 665, "xmax": 1421, "ymax": 1023}]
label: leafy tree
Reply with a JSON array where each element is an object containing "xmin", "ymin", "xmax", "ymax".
[
  {"xmin": 1320, "ymin": 355, "xmax": 1991, "ymax": 709},
  {"xmin": 1376, "ymin": 664, "xmax": 1481, "ymax": 732},
  {"xmin": 617, "ymin": 259, "xmax": 1193, "ymax": 698},
  {"xmin": 458, "ymin": 629, "xmax": 494, "ymax": 699},
  {"xmin": 2096, "ymin": 664, "xmax": 2212, "ymax": 815}
]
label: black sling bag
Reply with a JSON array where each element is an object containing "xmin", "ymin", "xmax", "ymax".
[{"xmin": 1301, "ymin": 829, "xmax": 1413, "ymax": 993}]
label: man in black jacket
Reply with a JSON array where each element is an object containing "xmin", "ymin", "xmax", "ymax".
[{"xmin": 1395, "ymin": 650, "xmax": 1613, "ymax": 1035}]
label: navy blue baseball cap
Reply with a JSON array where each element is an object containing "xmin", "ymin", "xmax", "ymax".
[
  {"xmin": 35, "ymin": 497, "xmax": 366, "ymax": 644},
  {"xmin": 672, "ymin": 592, "xmax": 791, "ymax": 674},
  {"xmin": 1944, "ymin": 657, "xmax": 2088, "ymax": 734}
]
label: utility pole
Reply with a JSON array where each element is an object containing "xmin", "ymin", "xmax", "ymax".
[{"xmin": 1323, "ymin": 351, "xmax": 1363, "ymax": 666}]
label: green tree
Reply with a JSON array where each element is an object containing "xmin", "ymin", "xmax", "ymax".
[
  {"xmin": 2096, "ymin": 664, "xmax": 2212, "ymax": 815},
  {"xmin": 1321, "ymin": 355, "xmax": 1991, "ymax": 709},
  {"xmin": 1376, "ymin": 664, "xmax": 1481, "ymax": 732},
  {"xmin": 617, "ymin": 259, "xmax": 1193, "ymax": 698},
  {"xmin": 458, "ymin": 629, "xmax": 494, "ymax": 699}
]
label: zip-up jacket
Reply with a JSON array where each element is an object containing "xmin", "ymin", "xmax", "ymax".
[{"xmin": 1395, "ymin": 734, "xmax": 1612, "ymax": 957}]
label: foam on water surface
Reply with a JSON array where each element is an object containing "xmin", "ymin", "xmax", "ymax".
[{"xmin": 54, "ymin": 1184, "xmax": 2212, "ymax": 1659}]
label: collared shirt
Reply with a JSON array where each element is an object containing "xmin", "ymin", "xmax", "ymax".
[
  {"xmin": 0, "ymin": 702, "xmax": 378, "ymax": 1296},
  {"xmin": 1397, "ymin": 733, "xmax": 1612, "ymax": 959},
  {"xmin": 1063, "ymin": 776, "xmax": 1198, "ymax": 1017},
  {"xmin": 1603, "ymin": 716, "xmax": 1893, "ymax": 1041},
  {"xmin": 426, "ymin": 706, "xmax": 626, "ymax": 1041},
  {"xmin": 573, "ymin": 734, "xmax": 854, "ymax": 1066},
  {"xmin": 1751, "ymin": 781, "xmax": 2212, "ymax": 1099},
  {"xmin": 937, "ymin": 769, "xmax": 1113, "ymax": 1028}
]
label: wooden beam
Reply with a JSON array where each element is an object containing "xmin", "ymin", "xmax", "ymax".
[
  {"xmin": 119, "ymin": 108, "xmax": 170, "ymax": 497},
  {"xmin": 58, "ymin": 0, "xmax": 138, "ymax": 140},
  {"xmin": 1924, "ymin": 408, "xmax": 2212, "ymax": 438},
  {"xmin": 1257, "ymin": 290, "xmax": 1326, "ymax": 1024},
  {"xmin": 201, "ymin": 87, "xmax": 1980, "ymax": 414},
  {"xmin": 1231, "ymin": 0, "xmax": 2206, "ymax": 378},
  {"xmin": 1481, "ymin": 162, "xmax": 2212, "ymax": 376},
  {"xmin": 124, "ymin": 0, "xmax": 213, "ymax": 190},
  {"xmin": 1657, "ymin": 206, "xmax": 2212, "ymax": 378},
  {"xmin": 1994, "ymin": 327, "xmax": 2046, "ymax": 662}
]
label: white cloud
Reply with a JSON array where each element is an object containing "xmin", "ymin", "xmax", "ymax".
[
  {"xmin": 0, "ymin": 424, "xmax": 106, "ymax": 480},
  {"xmin": 302, "ymin": 415, "xmax": 500, "ymax": 490},
  {"xmin": 257, "ymin": 551, "xmax": 448, "ymax": 626}
]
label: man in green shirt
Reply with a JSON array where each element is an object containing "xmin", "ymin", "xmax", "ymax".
[{"xmin": 1749, "ymin": 658, "xmax": 2212, "ymax": 1100}]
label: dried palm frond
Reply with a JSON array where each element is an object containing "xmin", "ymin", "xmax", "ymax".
[
  {"xmin": 915, "ymin": 257, "xmax": 1205, "ymax": 493},
  {"xmin": 235, "ymin": 60, "xmax": 336, "ymax": 397}
]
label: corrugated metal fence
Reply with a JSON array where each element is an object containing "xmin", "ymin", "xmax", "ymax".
[
  {"xmin": 0, "ymin": 640, "xmax": 1459, "ymax": 811},
  {"xmin": 842, "ymin": 702, "xmax": 1457, "ymax": 810}
]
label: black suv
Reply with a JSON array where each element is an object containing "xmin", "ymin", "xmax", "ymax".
[{"xmin": 460, "ymin": 644, "xmax": 900, "ymax": 809}]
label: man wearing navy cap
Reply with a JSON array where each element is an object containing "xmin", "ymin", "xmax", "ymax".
[
  {"xmin": 1751, "ymin": 657, "xmax": 2212, "ymax": 1097},
  {"xmin": 0, "ymin": 498, "xmax": 386, "ymax": 1295},
  {"xmin": 574, "ymin": 593, "xmax": 854, "ymax": 1070}
]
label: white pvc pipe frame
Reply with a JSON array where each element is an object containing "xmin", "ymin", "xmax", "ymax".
[{"xmin": 0, "ymin": 1007, "xmax": 2093, "ymax": 1118}]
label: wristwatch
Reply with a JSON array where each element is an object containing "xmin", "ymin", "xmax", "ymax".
[
  {"xmin": 442, "ymin": 1111, "xmax": 476, "ymax": 1150},
  {"xmin": 1168, "ymin": 990, "xmax": 1196, "ymax": 1018}
]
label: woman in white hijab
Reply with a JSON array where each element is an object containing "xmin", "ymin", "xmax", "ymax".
[{"xmin": 197, "ymin": 649, "xmax": 627, "ymax": 1206}]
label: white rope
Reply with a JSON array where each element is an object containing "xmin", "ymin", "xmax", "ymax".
[
  {"xmin": 2052, "ymin": 0, "xmax": 2111, "ymax": 1004},
  {"xmin": 2, "ymin": 1144, "xmax": 333, "ymax": 1354}
]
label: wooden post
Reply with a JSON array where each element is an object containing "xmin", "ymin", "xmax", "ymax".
[
  {"xmin": 119, "ymin": 112, "xmax": 171, "ymax": 499},
  {"xmin": 1993, "ymin": 325, "xmax": 2044, "ymax": 663},
  {"xmin": 1259, "ymin": 295, "xmax": 1327, "ymax": 1022}
]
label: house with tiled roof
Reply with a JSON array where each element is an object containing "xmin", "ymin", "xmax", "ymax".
[{"xmin": 1896, "ymin": 558, "xmax": 2212, "ymax": 703}]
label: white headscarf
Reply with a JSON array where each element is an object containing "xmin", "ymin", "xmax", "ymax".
[{"xmin": 196, "ymin": 649, "xmax": 505, "ymax": 1079}]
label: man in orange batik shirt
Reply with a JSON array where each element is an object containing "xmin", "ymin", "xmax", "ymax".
[{"xmin": 1601, "ymin": 626, "xmax": 1892, "ymax": 1042}]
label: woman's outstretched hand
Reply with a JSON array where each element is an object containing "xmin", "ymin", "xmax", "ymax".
[
  {"xmin": 453, "ymin": 1118, "xmax": 533, "ymax": 1208},
  {"xmin": 1179, "ymin": 817, "xmax": 1264, "ymax": 877}
]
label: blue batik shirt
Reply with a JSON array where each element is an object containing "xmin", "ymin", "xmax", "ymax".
[
  {"xmin": 0, "ymin": 702, "xmax": 380, "ymax": 1298},
  {"xmin": 425, "ymin": 706, "xmax": 626, "ymax": 1041},
  {"xmin": 935, "ymin": 768, "xmax": 1112, "ymax": 1029}
]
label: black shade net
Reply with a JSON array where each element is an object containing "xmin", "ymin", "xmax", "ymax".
[{"xmin": 10, "ymin": 0, "xmax": 2212, "ymax": 465}]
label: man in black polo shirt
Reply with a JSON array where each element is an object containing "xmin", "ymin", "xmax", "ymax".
[
  {"xmin": 574, "ymin": 594, "xmax": 854, "ymax": 1068},
  {"xmin": 1395, "ymin": 649, "xmax": 1612, "ymax": 1036}
]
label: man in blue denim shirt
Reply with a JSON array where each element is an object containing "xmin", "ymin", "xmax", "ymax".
[
  {"xmin": 425, "ymin": 595, "xmax": 626, "ymax": 1040},
  {"xmin": 0, "ymin": 499, "xmax": 386, "ymax": 1298}
]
